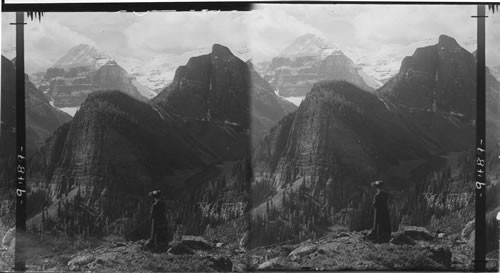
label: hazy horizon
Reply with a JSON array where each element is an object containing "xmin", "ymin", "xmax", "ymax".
[{"xmin": 1, "ymin": 5, "xmax": 499, "ymax": 76}]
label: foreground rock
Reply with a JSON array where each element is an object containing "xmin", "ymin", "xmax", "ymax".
[
  {"xmin": 390, "ymin": 232, "xmax": 416, "ymax": 245},
  {"xmin": 21, "ymin": 229, "xmax": 495, "ymax": 272},
  {"xmin": 401, "ymin": 226, "xmax": 435, "ymax": 241},
  {"xmin": 181, "ymin": 235, "xmax": 213, "ymax": 251},
  {"xmin": 248, "ymin": 231, "xmax": 472, "ymax": 271},
  {"xmin": 25, "ymin": 236, "xmax": 247, "ymax": 273},
  {"xmin": 167, "ymin": 241, "xmax": 194, "ymax": 255}
]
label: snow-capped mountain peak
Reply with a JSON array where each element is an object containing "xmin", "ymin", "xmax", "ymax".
[
  {"xmin": 280, "ymin": 33, "xmax": 340, "ymax": 59},
  {"xmin": 53, "ymin": 43, "xmax": 112, "ymax": 70}
]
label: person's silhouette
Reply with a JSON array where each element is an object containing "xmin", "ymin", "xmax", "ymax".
[
  {"xmin": 371, "ymin": 180, "xmax": 391, "ymax": 243},
  {"xmin": 148, "ymin": 190, "xmax": 168, "ymax": 248}
]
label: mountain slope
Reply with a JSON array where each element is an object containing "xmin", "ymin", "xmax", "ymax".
[
  {"xmin": 1, "ymin": 56, "xmax": 72, "ymax": 153},
  {"xmin": 250, "ymin": 61, "xmax": 297, "ymax": 146},
  {"xmin": 1, "ymin": 55, "xmax": 71, "ymax": 231},
  {"xmin": 254, "ymin": 80, "xmax": 432, "ymax": 195},
  {"xmin": 26, "ymin": 91, "xmax": 223, "ymax": 232}
]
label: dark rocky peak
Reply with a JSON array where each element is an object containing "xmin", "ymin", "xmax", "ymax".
[
  {"xmin": 1, "ymin": 55, "xmax": 14, "ymax": 72},
  {"xmin": 381, "ymin": 35, "xmax": 476, "ymax": 117},
  {"xmin": 211, "ymin": 43, "xmax": 234, "ymax": 58},
  {"xmin": 438, "ymin": 34, "xmax": 460, "ymax": 49},
  {"xmin": 399, "ymin": 45, "xmax": 438, "ymax": 74},
  {"xmin": 154, "ymin": 44, "xmax": 250, "ymax": 128}
]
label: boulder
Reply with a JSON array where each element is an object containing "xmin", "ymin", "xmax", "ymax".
[
  {"xmin": 401, "ymin": 226, "xmax": 434, "ymax": 241},
  {"xmin": 207, "ymin": 255, "xmax": 233, "ymax": 272},
  {"xmin": 67, "ymin": 254, "xmax": 95, "ymax": 271},
  {"xmin": 288, "ymin": 245, "xmax": 317, "ymax": 261},
  {"xmin": 390, "ymin": 232, "xmax": 415, "ymax": 245},
  {"xmin": 426, "ymin": 245, "xmax": 452, "ymax": 269},
  {"xmin": 181, "ymin": 235, "xmax": 213, "ymax": 250},
  {"xmin": 167, "ymin": 242, "xmax": 194, "ymax": 255}
]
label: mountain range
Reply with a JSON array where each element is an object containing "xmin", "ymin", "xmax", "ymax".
[
  {"xmin": 254, "ymin": 34, "xmax": 481, "ymax": 106},
  {"xmin": 250, "ymin": 34, "xmax": 500, "ymax": 247},
  {"xmin": 259, "ymin": 34, "xmax": 381, "ymax": 104},
  {"xmin": 25, "ymin": 44, "xmax": 294, "ymax": 238},
  {"xmin": 118, "ymin": 46, "xmax": 251, "ymax": 93},
  {"xmin": 37, "ymin": 44, "xmax": 156, "ymax": 114},
  {"xmin": 2, "ymin": 32, "xmax": 498, "ymax": 261}
]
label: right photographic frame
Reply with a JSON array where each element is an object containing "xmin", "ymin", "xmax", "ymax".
[{"xmin": 248, "ymin": 3, "xmax": 499, "ymax": 271}]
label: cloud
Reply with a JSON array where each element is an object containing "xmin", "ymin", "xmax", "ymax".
[
  {"xmin": 248, "ymin": 6, "xmax": 326, "ymax": 61},
  {"xmin": 123, "ymin": 11, "xmax": 249, "ymax": 59},
  {"xmin": 350, "ymin": 5, "xmax": 476, "ymax": 46},
  {"xmin": 2, "ymin": 12, "xmax": 96, "ymax": 73},
  {"xmin": 2, "ymin": 11, "xmax": 251, "ymax": 72},
  {"xmin": 2, "ymin": 6, "xmax": 499, "ymax": 72}
]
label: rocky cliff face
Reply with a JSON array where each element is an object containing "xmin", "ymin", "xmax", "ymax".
[
  {"xmin": 39, "ymin": 44, "xmax": 151, "ymax": 108},
  {"xmin": 255, "ymin": 82, "xmax": 431, "ymax": 190},
  {"xmin": 154, "ymin": 44, "xmax": 297, "ymax": 155},
  {"xmin": 1, "ymin": 56, "xmax": 71, "ymax": 154},
  {"xmin": 26, "ymin": 90, "xmax": 224, "ymax": 234},
  {"xmin": 1, "ymin": 56, "xmax": 71, "ymax": 230},
  {"xmin": 378, "ymin": 35, "xmax": 476, "ymax": 152},
  {"xmin": 379, "ymin": 35, "xmax": 476, "ymax": 117},
  {"xmin": 154, "ymin": 44, "xmax": 251, "ymax": 128}
]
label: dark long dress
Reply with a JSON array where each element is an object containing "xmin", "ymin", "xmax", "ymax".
[
  {"xmin": 373, "ymin": 191, "xmax": 391, "ymax": 243},
  {"xmin": 150, "ymin": 199, "xmax": 168, "ymax": 246}
]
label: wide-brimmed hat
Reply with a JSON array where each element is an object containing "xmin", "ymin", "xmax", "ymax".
[
  {"xmin": 371, "ymin": 180, "xmax": 384, "ymax": 188},
  {"xmin": 149, "ymin": 190, "xmax": 161, "ymax": 197}
]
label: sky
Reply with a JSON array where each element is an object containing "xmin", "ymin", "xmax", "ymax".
[
  {"xmin": 1, "ymin": 11, "xmax": 250, "ymax": 73},
  {"xmin": 251, "ymin": 4, "xmax": 500, "ymax": 64},
  {"xmin": 1, "ymin": 4, "xmax": 500, "ymax": 73}
]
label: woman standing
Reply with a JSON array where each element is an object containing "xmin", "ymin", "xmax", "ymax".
[{"xmin": 371, "ymin": 180, "xmax": 391, "ymax": 243}]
